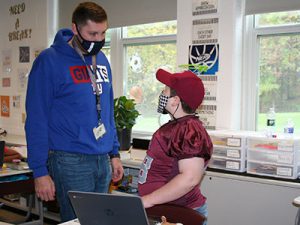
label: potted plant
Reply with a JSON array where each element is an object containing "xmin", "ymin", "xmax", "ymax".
[{"xmin": 114, "ymin": 96, "xmax": 140, "ymax": 150}]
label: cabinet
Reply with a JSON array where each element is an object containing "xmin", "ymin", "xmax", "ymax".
[{"xmin": 202, "ymin": 171, "xmax": 300, "ymax": 225}]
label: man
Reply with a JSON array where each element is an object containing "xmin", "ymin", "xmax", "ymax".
[
  {"xmin": 138, "ymin": 69, "xmax": 213, "ymax": 225},
  {"xmin": 25, "ymin": 2, "xmax": 123, "ymax": 222}
]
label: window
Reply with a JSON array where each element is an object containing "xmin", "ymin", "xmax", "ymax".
[
  {"xmin": 121, "ymin": 21, "xmax": 177, "ymax": 134},
  {"xmin": 246, "ymin": 11, "xmax": 300, "ymax": 134}
]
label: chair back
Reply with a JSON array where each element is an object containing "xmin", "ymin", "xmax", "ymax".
[
  {"xmin": 0, "ymin": 141, "xmax": 5, "ymax": 168},
  {"xmin": 146, "ymin": 204, "xmax": 206, "ymax": 225}
]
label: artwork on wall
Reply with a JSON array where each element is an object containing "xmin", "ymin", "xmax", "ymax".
[
  {"xmin": 12, "ymin": 95, "xmax": 21, "ymax": 109},
  {"xmin": 1, "ymin": 96, "xmax": 10, "ymax": 117},
  {"xmin": 19, "ymin": 46, "xmax": 30, "ymax": 63},
  {"xmin": 2, "ymin": 49, "xmax": 12, "ymax": 73},
  {"xmin": 2, "ymin": 78, "xmax": 11, "ymax": 87},
  {"xmin": 188, "ymin": 44, "xmax": 219, "ymax": 75},
  {"xmin": 17, "ymin": 68, "xmax": 28, "ymax": 92}
]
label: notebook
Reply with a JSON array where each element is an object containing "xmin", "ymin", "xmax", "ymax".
[
  {"xmin": 68, "ymin": 191, "xmax": 151, "ymax": 225},
  {"xmin": 0, "ymin": 141, "xmax": 5, "ymax": 168}
]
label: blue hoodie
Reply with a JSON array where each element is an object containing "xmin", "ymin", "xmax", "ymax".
[{"xmin": 25, "ymin": 29, "xmax": 120, "ymax": 178}]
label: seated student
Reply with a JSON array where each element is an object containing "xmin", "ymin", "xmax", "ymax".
[
  {"xmin": 138, "ymin": 69, "xmax": 213, "ymax": 225},
  {"xmin": 4, "ymin": 146, "xmax": 22, "ymax": 162}
]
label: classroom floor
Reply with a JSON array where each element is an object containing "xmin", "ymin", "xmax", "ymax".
[{"xmin": 0, "ymin": 207, "xmax": 57, "ymax": 225}]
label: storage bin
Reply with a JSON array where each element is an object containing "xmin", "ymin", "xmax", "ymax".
[
  {"xmin": 247, "ymin": 137, "xmax": 300, "ymax": 152},
  {"xmin": 246, "ymin": 136, "xmax": 300, "ymax": 179},
  {"xmin": 213, "ymin": 146, "xmax": 242, "ymax": 159},
  {"xmin": 208, "ymin": 131, "xmax": 248, "ymax": 172},
  {"xmin": 247, "ymin": 149, "xmax": 295, "ymax": 165},
  {"xmin": 209, "ymin": 156, "xmax": 245, "ymax": 172},
  {"xmin": 247, "ymin": 161, "xmax": 300, "ymax": 179}
]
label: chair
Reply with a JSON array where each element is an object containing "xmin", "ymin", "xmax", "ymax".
[
  {"xmin": 293, "ymin": 196, "xmax": 300, "ymax": 225},
  {"xmin": 146, "ymin": 204, "xmax": 206, "ymax": 225}
]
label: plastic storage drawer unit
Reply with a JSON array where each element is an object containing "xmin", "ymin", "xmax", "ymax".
[{"xmin": 247, "ymin": 137, "xmax": 300, "ymax": 179}]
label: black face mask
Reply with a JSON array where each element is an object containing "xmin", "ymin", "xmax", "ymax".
[{"xmin": 76, "ymin": 26, "xmax": 105, "ymax": 56}]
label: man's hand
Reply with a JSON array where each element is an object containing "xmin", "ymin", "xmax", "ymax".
[
  {"xmin": 111, "ymin": 158, "xmax": 124, "ymax": 182},
  {"xmin": 34, "ymin": 175, "xmax": 55, "ymax": 201}
]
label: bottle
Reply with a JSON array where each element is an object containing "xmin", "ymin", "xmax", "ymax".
[
  {"xmin": 284, "ymin": 118, "xmax": 294, "ymax": 137},
  {"xmin": 266, "ymin": 107, "xmax": 276, "ymax": 137}
]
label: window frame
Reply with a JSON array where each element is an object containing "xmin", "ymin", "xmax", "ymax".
[
  {"xmin": 242, "ymin": 14, "xmax": 300, "ymax": 131},
  {"xmin": 108, "ymin": 24, "xmax": 177, "ymax": 137}
]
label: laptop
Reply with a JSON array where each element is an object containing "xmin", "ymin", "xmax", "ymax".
[
  {"xmin": 68, "ymin": 191, "xmax": 152, "ymax": 225},
  {"xmin": 0, "ymin": 141, "xmax": 5, "ymax": 168}
]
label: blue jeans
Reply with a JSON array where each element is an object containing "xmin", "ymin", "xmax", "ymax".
[
  {"xmin": 48, "ymin": 150, "xmax": 112, "ymax": 222},
  {"xmin": 194, "ymin": 202, "xmax": 208, "ymax": 225}
]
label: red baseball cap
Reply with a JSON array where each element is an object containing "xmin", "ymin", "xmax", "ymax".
[{"xmin": 156, "ymin": 69, "xmax": 205, "ymax": 110}]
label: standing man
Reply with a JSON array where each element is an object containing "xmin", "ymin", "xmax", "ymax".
[{"xmin": 25, "ymin": 2, "xmax": 123, "ymax": 222}]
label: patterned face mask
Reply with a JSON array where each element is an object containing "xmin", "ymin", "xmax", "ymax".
[{"xmin": 157, "ymin": 92, "xmax": 170, "ymax": 114}]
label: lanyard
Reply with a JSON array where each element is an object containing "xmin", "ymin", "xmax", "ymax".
[{"xmin": 72, "ymin": 38, "xmax": 102, "ymax": 125}]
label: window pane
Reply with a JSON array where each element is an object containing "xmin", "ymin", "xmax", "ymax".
[
  {"xmin": 255, "ymin": 10, "xmax": 300, "ymax": 27},
  {"xmin": 105, "ymin": 29, "xmax": 112, "ymax": 42},
  {"xmin": 102, "ymin": 47, "xmax": 111, "ymax": 63},
  {"xmin": 257, "ymin": 34, "xmax": 300, "ymax": 134},
  {"xmin": 125, "ymin": 42, "xmax": 177, "ymax": 133},
  {"xmin": 122, "ymin": 20, "xmax": 177, "ymax": 38}
]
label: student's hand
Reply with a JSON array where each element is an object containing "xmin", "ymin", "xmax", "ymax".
[
  {"xmin": 111, "ymin": 158, "xmax": 124, "ymax": 182},
  {"xmin": 34, "ymin": 175, "xmax": 55, "ymax": 201}
]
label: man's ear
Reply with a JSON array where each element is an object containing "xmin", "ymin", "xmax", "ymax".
[
  {"xmin": 172, "ymin": 96, "xmax": 181, "ymax": 106},
  {"xmin": 71, "ymin": 23, "xmax": 78, "ymax": 35}
]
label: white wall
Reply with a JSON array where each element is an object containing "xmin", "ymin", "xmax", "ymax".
[
  {"xmin": 0, "ymin": 0, "xmax": 56, "ymax": 135},
  {"xmin": 58, "ymin": 0, "xmax": 177, "ymax": 29},
  {"xmin": 177, "ymin": 0, "xmax": 244, "ymax": 130}
]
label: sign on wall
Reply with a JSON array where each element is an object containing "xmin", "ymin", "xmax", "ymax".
[
  {"xmin": 192, "ymin": 0, "xmax": 218, "ymax": 16},
  {"xmin": 1, "ymin": 96, "xmax": 10, "ymax": 117}
]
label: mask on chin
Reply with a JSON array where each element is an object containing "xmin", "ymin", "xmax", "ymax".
[{"xmin": 75, "ymin": 26, "xmax": 105, "ymax": 56}]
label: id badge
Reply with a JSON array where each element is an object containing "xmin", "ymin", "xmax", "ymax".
[{"xmin": 93, "ymin": 123, "xmax": 106, "ymax": 140}]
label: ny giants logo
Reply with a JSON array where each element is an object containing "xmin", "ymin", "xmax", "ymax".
[
  {"xmin": 69, "ymin": 65, "xmax": 109, "ymax": 94},
  {"xmin": 70, "ymin": 65, "xmax": 90, "ymax": 84}
]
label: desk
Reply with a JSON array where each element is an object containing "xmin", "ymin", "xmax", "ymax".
[{"xmin": 0, "ymin": 166, "xmax": 43, "ymax": 225}]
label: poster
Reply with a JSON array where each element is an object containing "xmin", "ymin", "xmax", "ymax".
[
  {"xmin": 17, "ymin": 68, "xmax": 29, "ymax": 92},
  {"xmin": 199, "ymin": 75, "xmax": 217, "ymax": 101},
  {"xmin": 188, "ymin": 44, "xmax": 219, "ymax": 75},
  {"xmin": 1, "ymin": 96, "xmax": 10, "ymax": 117},
  {"xmin": 192, "ymin": 0, "xmax": 218, "ymax": 15},
  {"xmin": 2, "ymin": 78, "xmax": 11, "ymax": 87},
  {"xmin": 13, "ymin": 95, "xmax": 21, "ymax": 109},
  {"xmin": 2, "ymin": 49, "xmax": 12, "ymax": 73},
  {"xmin": 197, "ymin": 104, "xmax": 217, "ymax": 130},
  {"xmin": 19, "ymin": 46, "xmax": 30, "ymax": 63},
  {"xmin": 192, "ymin": 18, "xmax": 218, "ymax": 44}
]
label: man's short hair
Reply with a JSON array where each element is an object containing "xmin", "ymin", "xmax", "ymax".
[
  {"xmin": 170, "ymin": 89, "xmax": 195, "ymax": 114},
  {"xmin": 72, "ymin": 2, "xmax": 107, "ymax": 27}
]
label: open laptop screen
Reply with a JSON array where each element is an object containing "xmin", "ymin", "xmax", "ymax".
[{"xmin": 68, "ymin": 191, "xmax": 150, "ymax": 225}]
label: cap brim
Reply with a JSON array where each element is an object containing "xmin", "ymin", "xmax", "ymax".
[{"xmin": 156, "ymin": 69, "xmax": 172, "ymax": 87}]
